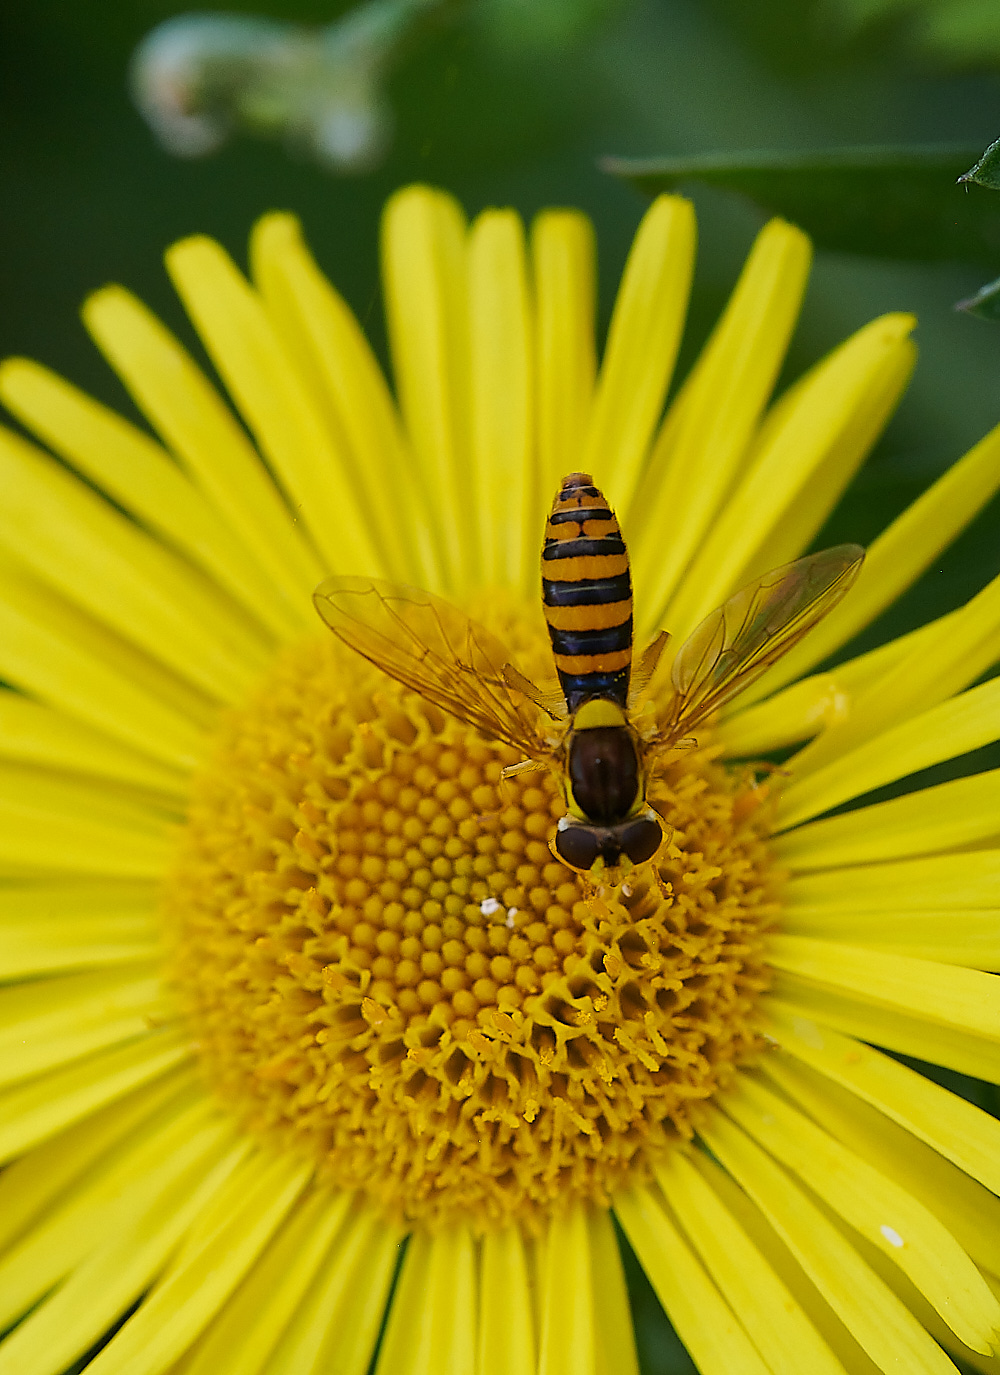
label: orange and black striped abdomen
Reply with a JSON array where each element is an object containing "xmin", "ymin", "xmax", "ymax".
[{"xmin": 541, "ymin": 472, "xmax": 633, "ymax": 711}]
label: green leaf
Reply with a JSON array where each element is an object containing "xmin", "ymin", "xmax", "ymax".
[
  {"xmin": 956, "ymin": 272, "xmax": 1000, "ymax": 320},
  {"xmin": 959, "ymin": 136, "xmax": 1000, "ymax": 192},
  {"xmin": 603, "ymin": 144, "xmax": 1000, "ymax": 267}
]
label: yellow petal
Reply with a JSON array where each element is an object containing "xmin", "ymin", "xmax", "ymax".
[
  {"xmin": 0, "ymin": 1089, "xmax": 219, "ymax": 1328},
  {"xmin": 629, "ymin": 218, "xmax": 811, "ymax": 632},
  {"xmin": 0, "ymin": 1127, "xmax": 248, "ymax": 1375},
  {"xmin": 82, "ymin": 286, "xmax": 321, "ymax": 610},
  {"xmin": 375, "ymin": 1225, "xmax": 478, "ymax": 1375},
  {"xmin": 78, "ymin": 1152, "xmax": 311, "ymax": 1375},
  {"xmin": 589, "ymin": 1207, "xmax": 640, "ymax": 1375},
  {"xmin": 531, "ymin": 209, "xmax": 596, "ymax": 490},
  {"xmin": 764, "ymin": 1002, "xmax": 1000, "ymax": 1198},
  {"xmin": 0, "ymin": 690, "xmax": 187, "ymax": 798},
  {"xmin": 0, "ymin": 358, "xmax": 302, "ymax": 641},
  {"xmin": 687, "ymin": 1151, "xmax": 884, "ymax": 1375},
  {"xmin": 766, "ymin": 936, "xmax": 1000, "ymax": 1042},
  {"xmin": 781, "ymin": 906, "xmax": 1000, "ymax": 969},
  {"xmin": 0, "ymin": 552, "xmax": 210, "ymax": 769},
  {"xmin": 668, "ymin": 314, "xmax": 914, "ymax": 636},
  {"xmin": 698, "ymin": 1106, "xmax": 958, "ymax": 1375},
  {"xmin": 737, "ymin": 607, "xmax": 941, "ymax": 717},
  {"xmin": 468, "ymin": 208, "xmax": 534, "ymax": 591},
  {"xmin": 822, "ymin": 615, "xmax": 937, "ymax": 696},
  {"xmin": 777, "ymin": 675, "xmax": 1000, "ymax": 830},
  {"xmin": 614, "ymin": 1183, "xmax": 772, "ymax": 1375},
  {"xmin": 0, "ymin": 964, "xmax": 162, "ymax": 1089},
  {"xmin": 0, "ymin": 759, "xmax": 176, "ymax": 832},
  {"xmin": 166, "ymin": 236, "xmax": 384, "ymax": 579},
  {"xmin": 538, "ymin": 1200, "xmax": 596, "ymax": 1375},
  {"xmin": 790, "ymin": 563, "xmax": 1000, "ymax": 780},
  {"xmin": 0, "ymin": 1070, "xmax": 190, "ymax": 1256},
  {"xmin": 716, "ymin": 673, "xmax": 850, "ymax": 755},
  {"xmin": 724, "ymin": 1073, "xmax": 1000, "ymax": 1353},
  {"xmin": 0, "ymin": 765, "xmax": 172, "ymax": 879},
  {"xmin": 0, "ymin": 809, "xmax": 165, "ymax": 880},
  {"xmin": 479, "ymin": 1225, "xmax": 536, "ymax": 1375},
  {"xmin": 742, "ymin": 322, "xmax": 914, "ymax": 574},
  {"xmin": 857, "ymin": 1250, "xmax": 1000, "ymax": 1375},
  {"xmin": 784, "ymin": 848, "xmax": 1000, "ymax": 912},
  {"xmin": 744, "ymin": 416, "xmax": 1000, "ymax": 698},
  {"xmin": 582, "ymin": 195, "xmax": 695, "ymax": 515},
  {"xmin": 653, "ymin": 1149, "xmax": 848, "ymax": 1375},
  {"xmin": 0, "ymin": 1030, "xmax": 189, "ymax": 1166},
  {"xmin": 761, "ymin": 1046, "xmax": 1000, "ymax": 1277},
  {"xmin": 174, "ymin": 1188, "xmax": 351, "ymax": 1375},
  {"xmin": 265, "ymin": 1207, "xmax": 403, "ymax": 1375},
  {"xmin": 767, "ymin": 975, "xmax": 1000, "ymax": 1083},
  {"xmin": 381, "ymin": 185, "xmax": 473, "ymax": 592},
  {"xmin": 249, "ymin": 212, "xmax": 438, "ymax": 590},
  {"xmin": 0, "ymin": 425, "xmax": 270, "ymax": 702},
  {"xmin": 775, "ymin": 767, "xmax": 1000, "ymax": 870}
]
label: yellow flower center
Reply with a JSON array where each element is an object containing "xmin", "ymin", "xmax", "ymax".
[{"xmin": 163, "ymin": 601, "xmax": 780, "ymax": 1231}]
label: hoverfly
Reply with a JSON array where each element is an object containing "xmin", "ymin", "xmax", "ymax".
[{"xmin": 314, "ymin": 472, "xmax": 863, "ymax": 879}]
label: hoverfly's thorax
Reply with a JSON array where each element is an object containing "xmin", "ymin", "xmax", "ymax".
[
  {"xmin": 566, "ymin": 727, "xmax": 640, "ymax": 824},
  {"xmin": 565, "ymin": 700, "xmax": 642, "ymax": 826},
  {"xmin": 541, "ymin": 472, "xmax": 633, "ymax": 713}
]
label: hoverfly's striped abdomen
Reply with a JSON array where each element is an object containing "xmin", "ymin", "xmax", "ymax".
[{"xmin": 542, "ymin": 472, "xmax": 633, "ymax": 712}]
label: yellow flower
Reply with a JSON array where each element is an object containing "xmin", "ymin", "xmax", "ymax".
[{"xmin": 1, "ymin": 184, "xmax": 999, "ymax": 1375}]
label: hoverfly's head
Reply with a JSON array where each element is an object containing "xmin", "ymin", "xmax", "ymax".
[{"xmin": 552, "ymin": 811, "xmax": 663, "ymax": 876}]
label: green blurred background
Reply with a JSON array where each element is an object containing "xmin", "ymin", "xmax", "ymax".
[{"xmin": 3, "ymin": 3, "xmax": 999, "ymax": 1370}]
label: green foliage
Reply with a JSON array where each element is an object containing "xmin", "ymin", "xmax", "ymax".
[
  {"xmin": 605, "ymin": 145, "xmax": 999, "ymax": 267},
  {"xmin": 479, "ymin": 0, "xmax": 626, "ymax": 50},
  {"xmin": 952, "ymin": 139, "xmax": 1000, "ymax": 317},
  {"xmin": 960, "ymin": 135, "xmax": 1000, "ymax": 190},
  {"xmin": 823, "ymin": 0, "xmax": 1000, "ymax": 63}
]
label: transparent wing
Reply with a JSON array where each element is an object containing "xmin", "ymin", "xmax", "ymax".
[
  {"xmin": 314, "ymin": 576, "xmax": 557, "ymax": 758},
  {"xmin": 628, "ymin": 630, "xmax": 670, "ymax": 709},
  {"xmin": 661, "ymin": 544, "xmax": 864, "ymax": 743}
]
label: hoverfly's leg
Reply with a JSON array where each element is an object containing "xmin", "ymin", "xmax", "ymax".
[
  {"xmin": 500, "ymin": 757, "xmax": 549, "ymax": 781},
  {"xmin": 502, "ymin": 665, "xmax": 567, "ymax": 722},
  {"xmin": 493, "ymin": 758, "xmax": 549, "ymax": 824},
  {"xmin": 747, "ymin": 759, "xmax": 789, "ymax": 783},
  {"xmin": 669, "ymin": 736, "xmax": 699, "ymax": 754},
  {"xmin": 644, "ymin": 796, "xmax": 674, "ymax": 848},
  {"xmin": 579, "ymin": 870, "xmax": 605, "ymax": 910},
  {"xmin": 651, "ymin": 866, "xmax": 674, "ymax": 902},
  {"xmin": 642, "ymin": 736, "xmax": 698, "ymax": 794},
  {"xmin": 472, "ymin": 760, "xmax": 517, "ymax": 831},
  {"xmin": 642, "ymin": 797, "xmax": 677, "ymax": 901},
  {"xmin": 729, "ymin": 762, "xmax": 786, "ymax": 826}
]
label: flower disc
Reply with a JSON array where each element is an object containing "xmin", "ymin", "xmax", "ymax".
[{"xmin": 164, "ymin": 609, "xmax": 780, "ymax": 1230}]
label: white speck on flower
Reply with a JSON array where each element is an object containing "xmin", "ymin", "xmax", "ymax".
[
  {"xmin": 880, "ymin": 1225, "xmax": 904, "ymax": 1249},
  {"xmin": 621, "ymin": 883, "xmax": 633, "ymax": 898},
  {"xmin": 506, "ymin": 907, "xmax": 518, "ymax": 929},
  {"xmin": 480, "ymin": 898, "xmax": 502, "ymax": 917}
]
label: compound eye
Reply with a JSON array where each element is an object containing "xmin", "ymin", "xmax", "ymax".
[
  {"xmin": 554, "ymin": 824, "xmax": 601, "ymax": 872},
  {"xmin": 619, "ymin": 815, "xmax": 662, "ymax": 865}
]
